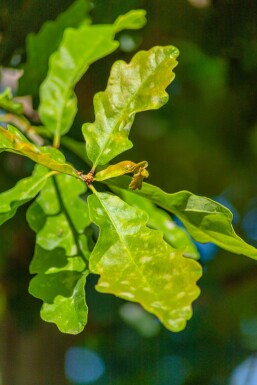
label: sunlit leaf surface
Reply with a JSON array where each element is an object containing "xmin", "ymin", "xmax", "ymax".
[
  {"xmin": 39, "ymin": 10, "xmax": 146, "ymax": 144},
  {"xmin": 88, "ymin": 192, "xmax": 202, "ymax": 332},
  {"xmin": 0, "ymin": 165, "xmax": 51, "ymax": 225},
  {"xmin": 107, "ymin": 177, "xmax": 257, "ymax": 260},
  {"xmin": 18, "ymin": 0, "xmax": 91, "ymax": 98},
  {"xmin": 27, "ymin": 174, "xmax": 91, "ymax": 334},
  {"xmin": 0, "ymin": 125, "xmax": 78, "ymax": 177},
  {"xmin": 83, "ymin": 45, "xmax": 179, "ymax": 168},
  {"xmin": 113, "ymin": 188, "xmax": 200, "ymax": 260}
]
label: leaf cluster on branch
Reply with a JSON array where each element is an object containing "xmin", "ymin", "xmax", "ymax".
[{"xmin": 0, "ymin": 0, "xmax": 256, "ymax": 334}]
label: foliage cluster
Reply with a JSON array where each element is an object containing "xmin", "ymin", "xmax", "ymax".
[{"xmin": 0, "ymin": 0, "xmax": 256, "ymax": 338}]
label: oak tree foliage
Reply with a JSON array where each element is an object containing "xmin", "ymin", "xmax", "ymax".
[{"xmin": 0, "ymin": 0, "xmax": 256, "ymax": 334}]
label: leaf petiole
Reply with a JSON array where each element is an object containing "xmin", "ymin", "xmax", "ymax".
[
  {"xmin": 88, "ymin": 183, "xmax": 97, "ymax": 195},
  {"xmin": 53, "ymin": 133, "xmax": 60, "ymax": 149}
]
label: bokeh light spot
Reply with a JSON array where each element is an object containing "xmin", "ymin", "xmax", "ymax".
[
  {"xmin": 119, "ymin": 34, "xmax": 137, "ymax": 52},
  {"xmin": 65, "ymin": 347, "xmax": 105, "ymax": 384},
  {"xmin": 229, "ymin": 355, "xmax": 257, "ymax": 385}
]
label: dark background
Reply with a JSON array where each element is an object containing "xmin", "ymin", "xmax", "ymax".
[{"xmin": 0, "ymin": 1, "xmax": 257, "ymax": 384}]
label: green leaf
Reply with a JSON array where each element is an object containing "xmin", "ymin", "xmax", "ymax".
[
  {"xmin": 18, "ymin": 0, "xmax": 91, "ymax": 98},
  {"xmin": 39, "ymin": 10, "xmax": 147, "ymax": 146},
  {"xmin": 88, "ymin": 191, "xmax": 202, "ymax": 332},
  {"xmin": 0, "ymin": 165, "xmax": 52, "ymax": 225},
  {"xmin": 39, "ymin": 27, "xmax": 116, "ymax": 142},
  {"xmin": 114, "ymin": 9, "xmax": 147, "ymax": 33},
  {"xmin": 29, "ymin": 245, "xmax": 89, "ymax": 334},
  {"xmin": 27, "ymin": 174, "xmax": 91, "ymax": 334},
  {"xmin": 0, "ymin": 125, "xmax": 79, "ymax": 178},
  {"xmin": 112, "ymin": 188, "xmax": 200, "ymax": 260},
  {"xmin": 94, "ymin": 160, "xmax": 148, "ymax": 181},
  {"xmin": 0, "ymin": 88, "xmax": 23, "ymax": 114},
  {"xmin": 107, "ymin": 177, "xmax": 257, "ymax": 260},
  {"xmin": 83, "ymin": 45, "xmax": 179, "ymax": 168}
]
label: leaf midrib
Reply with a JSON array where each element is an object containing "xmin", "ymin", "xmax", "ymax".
[{"xmin": 94, "ymin": 192, "xmax": 160, "ymax": 301}]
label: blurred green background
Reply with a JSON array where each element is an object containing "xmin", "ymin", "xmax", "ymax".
[{"xmin": 0, "ymin": 0, "xmax": 257, "ymax": 384}]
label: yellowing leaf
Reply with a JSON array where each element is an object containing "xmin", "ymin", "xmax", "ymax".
[
  {"xmin": 0, "ymin": 125, "xmax": 79, "ymax": 178},
  {"xmin": 129, "ymin": 166, "xmax": 149, "ymax": 190},
  {"xmin": 94, "ymin": 160, "xmax": 148, "ymax": 181},
  {"xmin": 83, "ymin": 45, "xmax": 179, "ymax": 168},
  {"xmin": 88, "ymin": 191, "xmax": 202, "ymax": 332}
]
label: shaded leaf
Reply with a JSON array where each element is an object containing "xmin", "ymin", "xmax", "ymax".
[
  {"xmin": 107, "ymin": 177, "xmax": 257, "ymax": 260},
  {"xmin": 0, "ymin": 165, "xmax": 51, "ymax": 225},
  {"xmin": 18, "ymin": 0, "xmax": 91, "ymax": 98},
  {"xmin": 61, "ymin": 136, "xmax": 90, "ymax": 164},
  {"xmin": 29, "ymin": 245, "xmax": 88, "ymax": 334},
  {"xmin": 0, "ymin": 125, "xmax": 79, "ymax": 178},
  {"xmin": 88, "ymin": 191, "xmax": 202, "ymax": 332},
  {"xmin": 27, "ymin": 174, "xmax": 91, "ymax": 334},
  {"xmin": 0, "ymin": 88, "xmax": 23, "ymax": 114},
  {"xmin": 112, "ymin": 187, "xmax": 199, "ymax": 260},
  {"xmin": 39, "ymin": 10, "xmax": 146, "ymax": 145},
  {"xmin": 83, "ymin": 45, "xmax": 179, "ymax": 168}
]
